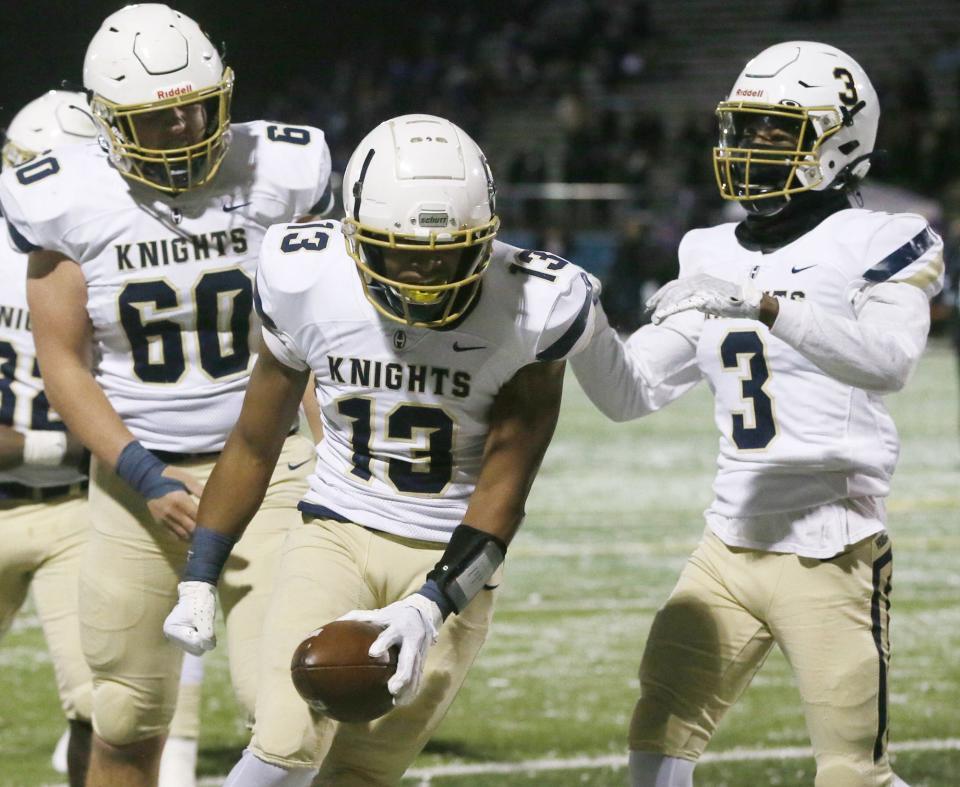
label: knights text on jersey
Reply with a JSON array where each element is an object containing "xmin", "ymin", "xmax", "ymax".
[
  {"xmin": 255, "ymin": 225, "xmax": 596, "ymax": 542},
  {"xmin": 0, "ymin": 227, "xmax": 84, "ymax": 487},
  {"xmin": 0, "ymin": 121, "xmax": 331, "ymax": 452},
  {"xmin": 675, "ymin": 209, "xmax": 943, "ymax": 531}
]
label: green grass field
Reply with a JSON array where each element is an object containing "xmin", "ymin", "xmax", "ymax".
[{"xmin": 1, "ymin": 341, "xmax": 958, "ymax": 787}]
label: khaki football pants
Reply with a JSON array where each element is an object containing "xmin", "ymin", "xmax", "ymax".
[
  {"xmin": 631, "ymin": 527, "xmax": 895, "ymax": 787},
  {"xmin": 0, "ymin": 489, "xmax": 93, "ymax": 722},
  {"xmin": 249, "ymin": 516, "xmax": 497, "ymax": 785},
  {"xmin": 80, "ymin": 434, "xmax": 313, "ymax": 745}
]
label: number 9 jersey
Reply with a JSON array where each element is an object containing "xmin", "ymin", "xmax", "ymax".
[
  {"xmin": 0, "ymin": 122, "xmax": 332, "ymax": 452},
  {"xmin": 255, "ymin": 221, "xmax": 597, "ymax": 542}
]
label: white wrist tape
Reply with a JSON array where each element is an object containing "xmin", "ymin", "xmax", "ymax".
[{"xmin": 23, "ymin": 431, "xmax": 69, "ymax": 466}]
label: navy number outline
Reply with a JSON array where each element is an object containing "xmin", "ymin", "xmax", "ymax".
[
  {"xmin": 266, "ymin": 125, "xmax": 311, "ymax": 146},
  {"xmin": 118, "ymin": 269, "xmax": 254, "ymax": 384},
  {"xmin": 509, "ymin": 249, "xmax": 571, "ymax": 283},
  {"xmin": 335, "ymin": 395, "xmax": 455, "ymax": 494},
  {"xmin": 0, "ymin": 341, "xmax": 65, "ymax": 430},
  {"xmin": 720, "ymin": 331, "xmax": 777, "ymax": 450},
  {"xmin": 280, "ymin": 222, "xmax": 333, "ymax": 253},
  {"xmin": 833, "ymin": 67, "xmax": 859, "ymax": 107},
  {"xmin": 16, "ymin": 156, "xmax": 60, "ymax": 185}
]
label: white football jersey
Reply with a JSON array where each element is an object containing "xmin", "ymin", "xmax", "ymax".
[
  {"xmin": 256, "ymin": 223, "xmax": 596, "ymax": 542},
  {"xmin": 683, "ymin": 209, "xmax": 941, "ymax": 520},
  {"xmin": 0, "ymin": 224, "xmax": 84, "ymax": 487},
  {"xmin": 0, "ymin": 122, "xmax": 331, "ymax": 452},
  {"xmin": 573, "ymin": 207, "xmax": 943, "ymax": 557}
]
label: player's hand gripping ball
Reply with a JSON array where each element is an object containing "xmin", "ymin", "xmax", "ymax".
[{"xmin": 290, "ymin": 620, "xmax": 399, "ymax": 722}]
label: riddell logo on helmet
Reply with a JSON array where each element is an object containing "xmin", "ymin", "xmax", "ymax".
[
  {"xmin": 156, "ymin": 84, "xmax": 194, "ymax": 100},
  {"xmin": 735, "ymin": 88, "xmax": 764, "ymax": 98}
]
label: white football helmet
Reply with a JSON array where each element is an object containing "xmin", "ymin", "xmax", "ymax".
[
  {"xmin": 2, "ymin": 90, "xmax": 98, "ymax": 168},
  {"xmin": 342, "ymin": 114, "xmax": 499, "ymax": 328},
  {"xmin": 83, "ymin": 3, "xmax": 233, "ymax": 194},
  {"xmin": 713, "ymin": 41, "xmax": 879, "ymax": 213}
]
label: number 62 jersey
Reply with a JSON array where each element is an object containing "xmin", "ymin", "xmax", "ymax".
[
  {"xmin": 255, "ymin": 221, "xmax": 597, "ymax": 543},
  {"xmin": 0, "ymin": 121, "xmax": 332, "ymax": 453}
]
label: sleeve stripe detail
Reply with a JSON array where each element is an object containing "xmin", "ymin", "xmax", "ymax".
[
  {"xmin": 308, "ymin": 182, "xmax": 334, "ymax": 217},
  {"xmin": 536, "ymin": 273, "xmax": 594, "ymax": 362},
  {"xmin": 253, "ymin": 281, "xmax": 278, "ymax": 331},
  {"xmin": 863, "ymin": 226, "xmax": 938, "ymax": 283},
  {"xmin": 7, "ymin": 221, "xmax": 39, "ymax": 253},
  {"xmin": 901, "ymin": 252, "xmax": 944, "ymax": 290}
]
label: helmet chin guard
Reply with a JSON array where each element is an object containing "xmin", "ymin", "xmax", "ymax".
[{"xmin": 713, "ymin": 41, "xmax": 878, "ymax": 214}]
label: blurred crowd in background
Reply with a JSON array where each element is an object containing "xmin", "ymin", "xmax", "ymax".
[
  {"xmin": 248, "ymin": 0, "xmax": 960, "ymax": 336},
  {"xmin": 5, "ymin": 0, "xmax": 959, "ymax": 338}
]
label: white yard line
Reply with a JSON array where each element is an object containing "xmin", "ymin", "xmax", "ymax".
[
  {"xmin": 138, "ymin": 737, "xmax": 959, "ymax": 786},
  {"xmin": 397, "ymin": 738, "xmax": 960, "ymax": 784}
]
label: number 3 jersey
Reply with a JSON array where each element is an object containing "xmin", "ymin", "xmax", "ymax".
[
  {"xmin": 256, "ymin": 223, "xmax": 597, "ymax": 542},
  {"xmin": 573, "ymin": 208, "xmax": 943, "ymax": 557},
  {"xmin": 0, "ymin": 229, "xmax": 84, "ymax": 487},
  {"xmin": 0, "ymin": 121, "xmax": 332, "ymax": 453}
]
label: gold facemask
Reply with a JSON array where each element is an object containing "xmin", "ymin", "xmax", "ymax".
[
  {"xmin": 343, "ymin": 216, "xmax": 500, "ymax": 328},
  {"xmin": 713, "ymin": 101, "xmax": 843, "ymax": 204},
  {"xmin": 1, "ymin": 139, "xmax": 39, "ymax": 169},
  {"xmin": 90, "ymin": 67, "xmax": 234, "ymax": 195}
]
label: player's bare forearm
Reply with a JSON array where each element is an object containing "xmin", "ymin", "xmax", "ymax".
[
  {"xmin": 197, "ymin": 346, "xmax": 309, "ymax": 538},
  {"xmin": 301, "ymin": 372, "xmax": 324, "ymax": 442},
  {"xmin": 464, "ymin": 360, "xmax": 565, "ymax": 545},
  {"xmin": 27, "ymin": 249, "xmax": 136, "ymax": 465}
]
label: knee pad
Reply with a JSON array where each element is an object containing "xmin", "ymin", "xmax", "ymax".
[{"xmin": 92, "ymin": 680, "xmax": 172, "ymax": 746}]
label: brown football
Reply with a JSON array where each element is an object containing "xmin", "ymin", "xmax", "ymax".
[{"xmin": 290, "ymin": 620, "xmax": 397, "ymax": 723}]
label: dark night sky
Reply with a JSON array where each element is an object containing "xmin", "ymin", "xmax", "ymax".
[{"xmin": 1, "ymin": 0, "xmax": 494, "ymax": 128}]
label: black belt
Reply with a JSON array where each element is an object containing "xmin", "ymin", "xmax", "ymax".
[
  {"xmin": 0, "ymin": 480, "xmax": 88, "ymax": 502},
  {"xmin": 150, "ymin": 449, "xmax": 221, "ymax": 464}
]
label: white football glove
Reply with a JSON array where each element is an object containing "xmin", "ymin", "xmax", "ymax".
[
  {"xmin": 163, "ymin": 581, "xmax": 218, "ymax": 656},
  {"xmin": 647, "ymin": 273, "xmax": 764, "ymax": 324},
  {"xmin": 338, "ymin": 593, "xmax": 443, "ymax": 706}
]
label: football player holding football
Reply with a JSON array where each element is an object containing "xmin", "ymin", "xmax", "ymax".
[
  {"xmin": 163, "ymin": 114, "xmax": 597, "ymax": 786},
  {"xmin": 571, "ymin": 42, "xmax": 941, "ymax": 787},
  {"xmin": 0, "ymin": 5, "xmax": 332, "ymax": 787},
  {"xmin": 0, "ymin": 89, "xmax": 97, "ymax": 787}
]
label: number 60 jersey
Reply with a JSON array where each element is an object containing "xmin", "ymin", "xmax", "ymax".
[
  {"xmin": 0, "ymin": 121, "xmax": 332, "ymax": 453},
  {"xmin": 255, "ymin": 221, "xmax": 597, "ymax": 542}
]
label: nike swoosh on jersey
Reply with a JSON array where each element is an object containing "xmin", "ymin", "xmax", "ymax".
[
  {"xmin": 287, "ymin": 459, "xmax": 311, "ymax": 471},
  {"xmin": 222, "ymin": 201, "xmax": 252, "ymax": 212},
  {"xmin": 452, "ymin": 342, "xmax": 486, "ymax": 352},
  {"xmin": 790, "ymin": 264, "xmax": 817, "ymax": 273}
]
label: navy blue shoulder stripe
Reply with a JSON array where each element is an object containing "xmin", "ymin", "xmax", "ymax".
[
  {"xmin": 252, "ymin": 281, "xmax": 278, "ymax": 332},
  {"xmin": 863, "ymin": 226, "xmax": 937, "ymax": 283},
  {"xmin": 307, "ymin": 181, "xmax": 334, "ymax": 217},
  {"xmin": 7, "ymin": 221, "xmax": 40, "ymax": 253},
  {"xmin": 536, "ymin": 273, "xmax": 594, "ymax": 362}
]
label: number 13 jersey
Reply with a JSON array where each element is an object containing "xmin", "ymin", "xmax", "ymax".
[
  {"xmin": 0, "ymin": 122, "xmax": 332, "ymax": 452},
  {"xmin": 256, "ymin": 222, "xmax": 596, "ymax": 542}
]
